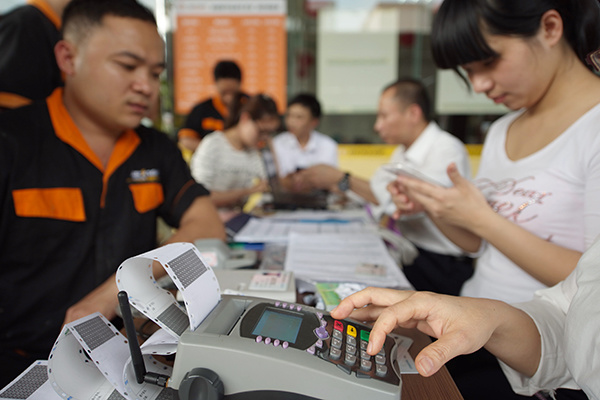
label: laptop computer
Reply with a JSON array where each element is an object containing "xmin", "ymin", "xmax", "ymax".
[{"xmin": 260, "ymin": 146, "xmax": 329, "ymax": 210}]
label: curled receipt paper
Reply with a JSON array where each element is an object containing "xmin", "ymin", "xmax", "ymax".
[
  {"xmin": 47, "ymin": 313, "xmax": 172, "ymax": 400},
  {"xmin": 116, "ymin": 242, "xmax": 222, "ymax": 337},
  {"xmin": 0, "ymin": 243, "xmax": 220, "ymax": 400}
]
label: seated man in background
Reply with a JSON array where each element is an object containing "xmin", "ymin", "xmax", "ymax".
[
  {"xmin": 0, "ymin": 0, "xmax": 225, "ymax": 387},
  {"xmin": 295, "ymin": 78, "xmax": 473, "ymax": 296},
  {"xmin": 178, "ymin": 60, "xmax": 246, "ymax": 153},
  {"xmin": 0, "ymin": 0, "xmax": 72, "ymax": 111},
  {"xmin": 272, "ymin": 93, "xmax": 338, "ymax": 192}
]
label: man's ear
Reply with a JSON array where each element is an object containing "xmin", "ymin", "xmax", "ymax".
[
  {"xmin": 310, "ymin": 117, "xmax": 320, "ymax": 130},
  {"xmin": 54, "ymin": 39, "xmax": 78, "ymax": 76},
  {"xmin": 406, "ymin": 103, "xmax": 422, "ymax": 122}
]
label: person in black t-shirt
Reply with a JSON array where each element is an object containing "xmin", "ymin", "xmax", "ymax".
[
  {"xmin": 178, "ymin": 60, "xmax": 247, "ymax": 152},
  {"xmin": 0, "ymin": 0, "xmax": 71, "ymax": 111}
]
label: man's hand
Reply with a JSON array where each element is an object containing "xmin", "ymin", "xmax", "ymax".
[
  {"xmin": 63, "ymin": 274, "xmax": 119, "ymax": 324},
  {"xmin": 293, "ymin": 164, "xmax": 343, "ymax": 191}
]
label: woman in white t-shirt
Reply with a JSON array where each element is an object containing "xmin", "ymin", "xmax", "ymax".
[
  {"xmin": 387, "ymin": 0, "xmax": 600, "ymax": 398},
  {"xmin": 190, "ymin": 93, "xmax": 280, "ymax": 210},
  {"xmin": 390, "ymin": 0, "xmax": 600, "ymax": 304}
]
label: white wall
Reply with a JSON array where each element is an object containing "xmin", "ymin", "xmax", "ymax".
[
  {"xmin": 1, "ymin": 0, "xmax": 26, "ymax": 14},
  {"xmin": 435, "ymin": 69, "xmax": 508, "ymax": 115}
]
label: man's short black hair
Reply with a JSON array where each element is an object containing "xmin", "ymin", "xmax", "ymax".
[
  {"xmin": 382, "ymin": 78, "xmax": 431, "ymax": 122},
  {"xmin": 62, "ymin": 0, "xmax": 156, "ymax": 40},
  {"xmin": 213, "ymin": 60, "xmax": 242, "ymax": 82},
  {"xmin": 287, "ymin": 93, "xmax": 321, "ymax": 119}
]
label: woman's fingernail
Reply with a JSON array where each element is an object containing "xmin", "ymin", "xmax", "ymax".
[{"xmin": 419, "ymin": 356, "xmax": 434, "ymax": 375}]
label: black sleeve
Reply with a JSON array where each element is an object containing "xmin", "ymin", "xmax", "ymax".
[
  {"xmin": 0, "ymin": 130, "xmax": 16, "ymax": 228},
  {"xmin": 152, "ymin": 129, "xmax": 210, "ymax": 227},
  {"xmin": 0, "ymin": 7, "xmax": 62, "ymax": 102},
  {"xmin": 180, "ymin": 103, "xmax": 205, "ymax": 139}
]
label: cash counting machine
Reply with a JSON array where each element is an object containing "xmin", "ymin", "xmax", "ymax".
[{"xmin": 116, "ymin": 243, "xmax": 405, "ymax": 400}]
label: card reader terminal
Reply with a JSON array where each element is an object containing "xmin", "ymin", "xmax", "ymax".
[{"xmin": 170, "ymin": 295, "xmax": 402, "ymax": 399}]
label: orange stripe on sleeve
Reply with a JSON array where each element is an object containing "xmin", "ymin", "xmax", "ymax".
[
  {"xmin": 201, "ymin": 118, "xmax": 224, "ymax": 132},
  {"xmin": 0, "ymin": 92, "xmax": 32, "ymax": 110}
]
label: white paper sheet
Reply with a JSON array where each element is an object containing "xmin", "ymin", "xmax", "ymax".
[
  {"xmin": 284, "ymin": 232, "xmax": 412, "ymax": 288},
  {"xmin": 234, "ymin": 216, "xmax": 374, "ymax": 243}
]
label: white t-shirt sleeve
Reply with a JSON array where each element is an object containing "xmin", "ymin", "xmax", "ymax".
[
  {"xmin": 498, "ymin": 238, "xmax": 600, "ymax": 396},
  {"xmin": 499, "ymin": 283, "xmax": 577, "ymax": 395},
  {"xmin": 190, "ymin": 133, "xmax": 219, "ymax": 188}
]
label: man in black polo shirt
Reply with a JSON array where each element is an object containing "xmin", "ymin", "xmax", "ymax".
[
  {"xmin": 178, "ymin": 60, "xmax": 246, "ymax": 152},
  {"xmin": 0, "ymin": 0, "xmax": 72, "ymax": 111},
  {"xmin": 0, "ymin": 0, "xmax": 225, "ymax": 387}
]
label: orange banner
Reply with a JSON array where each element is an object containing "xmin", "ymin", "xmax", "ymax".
[{"xmin": 174, "ymin": 0, "xmax": 287, "ymax": 115}]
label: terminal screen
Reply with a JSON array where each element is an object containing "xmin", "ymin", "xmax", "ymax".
[{"xmin": 252, "ymin": 309, "xmax": 303, "ymax": 343}]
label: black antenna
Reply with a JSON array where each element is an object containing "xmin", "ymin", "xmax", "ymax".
[{"xmin": 118, "ymin": 291, "xmax": 169, "ymax": 387}]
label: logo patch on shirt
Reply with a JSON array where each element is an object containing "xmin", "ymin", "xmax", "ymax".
[{"xmin": 129, "ymin": 168, "xmax": 160, "ymax": 183}]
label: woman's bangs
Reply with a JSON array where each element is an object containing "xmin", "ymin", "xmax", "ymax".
[{"xmin": 431, "ymin": 3, "xmax": 497, "ymax": 69}]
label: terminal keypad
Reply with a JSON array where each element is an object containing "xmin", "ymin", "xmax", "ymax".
[{"xmin": 315, "ymin": 316, "xmax": 399, "ymax": 386}]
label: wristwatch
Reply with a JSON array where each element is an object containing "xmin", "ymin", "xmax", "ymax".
[{"xmin": 337, "ymin": 172, "xmax": 351, "ymax": 192}]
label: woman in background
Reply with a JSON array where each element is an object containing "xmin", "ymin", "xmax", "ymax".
[{"xmin": 191, "ymin": 93, "xmax": 280, "ymax": 211}]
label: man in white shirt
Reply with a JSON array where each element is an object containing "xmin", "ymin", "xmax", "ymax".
[
  {"xmin": 271, "ymin": 93, "xmax": 338, "ymax": 192},
  {"xmin": 296, "ymin": 78, "xmax": 473, "ymax": 295}
]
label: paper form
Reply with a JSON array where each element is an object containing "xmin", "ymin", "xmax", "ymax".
[
  {"xmin": 234, "ymin": 210, "xmax": 377, "ymax": 243},
  {"xmin": 284, "ymin": 232, "xmax": 413, "ymax": 288}
]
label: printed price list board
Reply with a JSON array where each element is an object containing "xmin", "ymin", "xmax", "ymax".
[{"xmin": 174, "ymin": 0, "xmax": 287, "ymax": 115}]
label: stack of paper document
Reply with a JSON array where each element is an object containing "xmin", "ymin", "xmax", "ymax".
[
  {"xmin": 284, "ymin": 232, "xmax": 413, "ymax": 288},
  {"xmin": 234, "ymin": 210, "xmax": 376, "ymax": 243}
]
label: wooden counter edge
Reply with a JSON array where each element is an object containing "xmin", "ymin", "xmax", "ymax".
[{"xmin": 396, "ymin": 327, "xmax": 464, "ymax": 400}]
